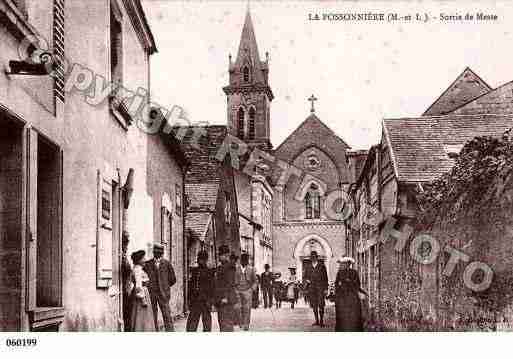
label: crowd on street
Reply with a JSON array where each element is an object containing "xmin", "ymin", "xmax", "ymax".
[{"xmin": 122, "ymin": 236, "xmax": 368, "ymax": 332}]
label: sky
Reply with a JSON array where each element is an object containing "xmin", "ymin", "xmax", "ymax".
[{"xmin": 142, "ymin": 0, "xmax": 513, "ymax": 150}]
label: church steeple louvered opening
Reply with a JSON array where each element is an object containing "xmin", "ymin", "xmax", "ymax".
[{"xmin": 223, "ymin": 7, "xmax": 274, "ymax": 150}]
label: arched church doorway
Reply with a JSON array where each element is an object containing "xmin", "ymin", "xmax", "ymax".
[{"xmin": 293, "ymin": 234, "xmax": 333, "ymax": 282}]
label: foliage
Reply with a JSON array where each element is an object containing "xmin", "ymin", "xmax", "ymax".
[
  {"xmin": 411, "ymin": 130, "xmax": 513, "ymax": 331},
  {"xmin": 416, "ymin": 132, "xmax": 513, "ymax": 230}
]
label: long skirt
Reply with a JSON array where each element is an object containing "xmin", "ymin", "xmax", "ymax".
[
  {"xmin": 130, "ymin": 287, "xmax": 155, "ymax": 332},
  {"xmin": 286, "ymin": 284, "xmax": 296, "ymax": 301},
  {"xmin": 335, "ymin": 292, "xmax": 363, "ymax": 332}
]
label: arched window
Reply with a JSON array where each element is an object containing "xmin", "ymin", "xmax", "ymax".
[
  {"xmin": 237, "ymin": 108, "xmax": 245, "ymax": 139},
  {"xmin": 305, "ymin": 192, "xmax": 312, "ymax": 219},
  {"xmin": 305, "ymin": 184, "xmax": 321, "ymax": 219},
  {"xmin": 243, "ymin": 66, "xmax": 250, "ymax": 82},
  {"xmin": 313, "ymin": 192, "xmax": 321, "ymax": 219},
  {"xmin": 248, "ymin": 107, "xmax": 256, "ymax": 140}
]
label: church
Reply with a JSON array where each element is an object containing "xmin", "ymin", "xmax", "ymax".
[{"xmin": 210, "ymin": 8, "xmax": 366, "ymax": 282}]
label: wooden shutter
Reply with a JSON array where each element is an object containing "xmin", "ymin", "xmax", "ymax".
[
  {"xmin": 97, "ymin": 170, "xmax": 114, "ymax": 288},
  {"xmin": 53, "ymin": 0, "xmax": 65, "ymax": 102},
  {"xmin": 26, "ymin": 127, "xmax": 38, "ymax": 310}
]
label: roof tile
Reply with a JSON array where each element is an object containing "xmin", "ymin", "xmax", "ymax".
[{"xmin": 383, "ymin": 114, "xmax": 513, "ymax": 183}]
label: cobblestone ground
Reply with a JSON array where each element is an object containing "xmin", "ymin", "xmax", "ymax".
[{"xmin": 174, "ymin": 301, "xmax": 336, "ymax": 332}]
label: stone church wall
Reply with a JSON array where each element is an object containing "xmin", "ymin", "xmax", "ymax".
[{"xmin": 272, "ymin": 223, "xmax": 346, "ymax": 283}]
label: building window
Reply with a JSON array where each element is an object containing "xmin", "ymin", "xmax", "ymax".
[
  {"xmin": 110, "ymin": 1, "xmax": 123, "ymax": 91},
  {"xmin": 175, "ymin": 184, "xmax": 182, "ymax": 217},
  {"xmin": 101, "ymin": 189, "xmax": 111, "ymax": 220},
  {"xmin": 305, "ymin": 184, "xmax": 321, "ymax": 219},
  {"xmin": 248, "ymin": 107, "xmax": 256, "ymax": 140},
  {"xmin": 161, "ymin": 207, "xmax": 172, "ymax": 262},
  {"xmin": 305, "ymin": 192, "xmax": 312, "ymax": 219},
  {"xmin": 237, "ymin": 108, "xmax": 245, "ymax": 139},
  {"xmin": 224, "ymin": 191, "xmax": 232, "ymax": 224},
  {"xmin": 243, "ymin": 66, "xmax": 250, "ymax": 82}
]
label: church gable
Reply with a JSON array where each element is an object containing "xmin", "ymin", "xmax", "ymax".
[
  {"xmin": 292, "ymin": 146, "xmax": 341, "ymax": 190},
  {"xmin": 274, "ymin": 114, "xmax": 351, "ymax": 185},
  {"xmin": 423, "ymin": 67, "xmax": 492, "ymax": 116}
]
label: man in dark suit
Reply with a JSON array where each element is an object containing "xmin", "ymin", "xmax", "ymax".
[
  {"xmin": 215, "ymin": 245, "xmax": 239, "ymax": 332},
  {"xmin": 144, "ymin": 243, "xmax": 176, "ymax": 331},
  {"xmin": 186, "ymin": 250, "xmax": 215, "ymax": 332},
  {"xmin": 260, "ymin": 264, "xmax": 274, "ymax": 309},
  {"xmin": 303, "ymin": 251, "xmax": 329, "ymax": 327}
]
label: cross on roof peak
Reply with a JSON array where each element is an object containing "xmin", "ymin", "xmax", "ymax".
[{"xmin": 308, "ymin": 94, "xmax": 318, "ymax": 113}]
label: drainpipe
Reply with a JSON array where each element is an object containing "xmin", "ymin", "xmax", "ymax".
[{"xmin": 182, "ymin": 170, "xmax": 187, "ymax": 314}]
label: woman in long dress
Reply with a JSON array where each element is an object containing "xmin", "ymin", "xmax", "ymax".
[
  {"xmin": 334, "ymin": 256, "xmax": 367, "ymax": 332},
  {"xmin": 130, "ymin": 250, "xmax": 155, "ymax": 331},
  {"xmin": 285, "ymin": 267, "xmax": 298, "ymax": 309}
]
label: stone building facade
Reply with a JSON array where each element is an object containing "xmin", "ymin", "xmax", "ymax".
[
  {"xmin": 349, "ymin": 67, "xmax": 513, "ymax": 329},
  {"xmin": 214, "ymin": 8, "xmax": 365, "ymax": 281},
  {"xmin": 0, "ymin": 0, "xmax": 187, "ymax": 331},
  {"xmin": 271, "ymin": 114, "xmax": 354, "ymax": 281}
]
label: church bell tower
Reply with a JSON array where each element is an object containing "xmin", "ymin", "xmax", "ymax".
[{"xmin": 223, "ymin": 8, "xmax": 274, "ymax": 151}]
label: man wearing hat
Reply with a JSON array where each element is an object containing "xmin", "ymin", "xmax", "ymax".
[
  {"xmin": 260, "ymin": 264, "xmax": 274, "ymax": 309},
  {"xmin": 235, "ymin": 252, "xmax": 258, "ymax": 331},
  {"xmin": 186, "ymin": 250, "xmax": 215, "ymax": 331},
  {"xmin": 303, "ymin": 251, "xmax": 329, "ymax": 327},
  {"xmin": 215, "ymin": 245, "xmax": 239, "ymax": 331},
  {"xmin": 144, "ymin": 243, "xmax": 176, "ymax": 331}
]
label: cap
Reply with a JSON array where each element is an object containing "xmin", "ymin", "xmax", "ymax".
[{"xmin": 153, "ymin": 243, "xmax": 164, "ymax": 251}]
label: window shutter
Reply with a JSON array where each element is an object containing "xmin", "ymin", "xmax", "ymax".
[
  {"xmin": 97, "ymin": 170, "xmax": 113, "ymax": 288},
  {"xmin": 53, "ymin": 0, "xmax": 65, "ymax": 102}
]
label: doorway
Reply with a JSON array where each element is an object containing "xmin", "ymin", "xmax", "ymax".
[{"xmin": 0, "ymin": 118, "xmax": 23, "ymax": 331}]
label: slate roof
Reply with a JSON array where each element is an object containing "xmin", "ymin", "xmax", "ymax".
[
  {"xmin": 185, "ymin": 183, "xmax": 219, "ymax": 211},
  {"xmin": 423, "ymin": 67, "xmax": 492, "ymax": 116},
  {"xmin": 383, "ymin": 114, "xmax": 513, "ymax": 183},
  {"xmin": 186, "ymin": 212, "xmax": 212, "ymax": 242},
  {"xmin": 275, "ymin": 114, "xmax": 351, "ymax": 153},
  {"xmin": 180, "ymin": 125, "xmax": 228, "ymax": 183}
]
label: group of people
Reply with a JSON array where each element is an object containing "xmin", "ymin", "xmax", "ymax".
[
  {"xmin": 122, "ymin": 236, "xmax": 368, "ymax": 332},
  {"xmin": 302, "ymin": 250, "xmax": 370, "ymax": 331},
  {"xmin": 121, "ymin": 236, "xmax": 177, "ymax": 332},
  {"xmin": 186, "ymin": 244, "xmax": 258, "ymax": 331}
]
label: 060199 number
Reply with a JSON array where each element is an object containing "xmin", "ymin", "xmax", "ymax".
[{"xmin": 5, "ymin": 338, "xmax": 37, "ymax": 347}]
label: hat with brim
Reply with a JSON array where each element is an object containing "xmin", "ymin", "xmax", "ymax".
[
  {"xmin": 153, "ymin": 243, "xmax": 164, "ymax": 251},
  {"xmin": 131, "ymin": 250, "xmax": 146, "ymax": 263},
  {"xmin": 337, "ymin": 256, "xmax": 355, "ymax": 264}
]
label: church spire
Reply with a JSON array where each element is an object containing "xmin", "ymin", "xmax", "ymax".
[
  {"xmin": 235, "ymin": 7, "xmax": 260, "ymax": 66},
  {"xmin": 223, "ymin": 6, "xmax": 274, "ymax": 151},
  {"xmin": 232, "ymin": 7, "xmax": 268, "ymax": 84}
]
